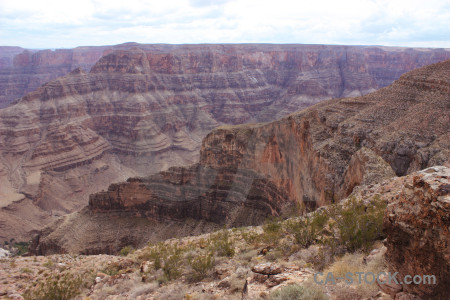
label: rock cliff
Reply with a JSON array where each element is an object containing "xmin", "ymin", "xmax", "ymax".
[
  {"xmin": 383, "ymin": 166, "xmax": 449, "ymax": 300},
  {"xmin": 30, "ymin": 60, "xmax": 450, "ymax": 254},
  {"xmin": 1, "ymin": 44, "xmax": 449, "ymax": 110},
  {"xmin": 1, "ymin": 45, "xmax": 448, "ymax": 242}
]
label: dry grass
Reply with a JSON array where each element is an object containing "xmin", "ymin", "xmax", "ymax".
[{"xmin": 322, "ymin": 250, "xmax": 387, "ymax": 299}]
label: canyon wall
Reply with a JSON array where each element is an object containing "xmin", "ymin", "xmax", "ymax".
[
  {"xmin": 1, "ymin": 44, "xmax": 449, "ymax": 110},
  {"xmin": 1, "ymin": 44, "xmax": 448, "ymax": 242},
  {"xmin": 30, "ymin": 60, "xmax": 450, "ymax": 254}
]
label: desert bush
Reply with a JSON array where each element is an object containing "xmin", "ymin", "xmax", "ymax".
[
  {"xmin": 13, "ymin": 241, "xmax": 30, "ymax": 256},
  {"xmin": 286, "ymin": 218, "xmax": 316, "ymax": 248},
  {"xmin": 138, "ymin": 242, "xmax": 185, "ymax": 282},
  {"xmin": 188, "ymin": 251, "xmax": 215, "ymax": 282},
  {"xmin": 285, "ymin": 210, "xmax": 329, "ymax": 248},
  {"xmin": 241, "ymin": 230, "xmax": 259, "ymax": 244},
  {"xmin": 335, "ymin": 197, "xmax": 385, "ymax": 252},
  {"xmin": 43, "ymin": 259, "xmax": 54, "ymax": 269},
  {"xmin": 210, "ymin": 230, "xmax": 235, "ymax": 257},
  {"xmin": 119, "ymin": 245, "xmax": 133, "ymax": 256},
  {"xmin": 162, "ymin": 252, "xmax": 183, "ymax": 281},
  {"xmin": 269, "ymin": 283, "xmax": 328, "ymax": 300},
  {"xmin": 23, "ymin": 273, "xmax": 83, "ymax": 300},
  {"xmin": 102, "ymin": 262, "xmax": 122, "ymax": 276},
  {"xmin": 261, "ymin": 218, "xmax": 283, "ymax": 243},
  {"xmin": 20, "ymin": 267, "xmax": 33, "ymax": 274}
]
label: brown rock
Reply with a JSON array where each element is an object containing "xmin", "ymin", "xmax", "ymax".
[
  {"xmin": 265, "ymin": 274, "xmax": 288, "ymax": 287},
  {"xmin": 217, "ymin": 279, "xmax": 231, "ymax": 288},
  {"xmin": 251, "ymin": 263, "xmax": 283, "ymax": 275},
  {"xmin": 384, "ymin": 166, "xmax": 449, "ymax": 300},
  {"xmin": 252, "ymin": 273, "xmax": 269, "ymax": 283},
  {"xmin": 140, "ymin": 261, "xmax": 153, "ymax": 273},
  {"xmin": 395, "ymin": 292, "xmax": 423, "ymax": 300},
  {"xmin": 376, "ymin": 274, "xmax": 403, "ymax": 297},
  {"xmin": 214, "ymin": 267, "xmax": 231, "ymax": 280}
]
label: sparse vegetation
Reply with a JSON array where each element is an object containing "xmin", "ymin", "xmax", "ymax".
[
  {"xmin": 209, "ymin": 230, "xmax": 235, "ymax": 257},
  {"xmin": 119, "ymin": 245, "xmax": 133, "ymax": 256},
  {"xmin": 43, "ymin": 259, "xmax": 54, "ymax": 269},
  {"xmin": 188, "ymin": 251, "xmax": 215, "ymax": 282},
  {"xmin": 13, "ymin": 241, "xmax": 30, "ymax": 256},
  {"xmin": 322, "ymin": 249, "xmax": 387, "ymax": 299},
  {"xmin": 23, "ymin": 273, "xmax": 83, "ymax": 300},
  {"xmin": 334, "ymin": 196, "xmax": 386, "ymax": 252},
  {"xmin": 269, "ymin": 283, "xmax": 328, "ymax": 300},
  {"xmin": 20, "ymin": 267, "xmax": 33, "ymax": 273}
]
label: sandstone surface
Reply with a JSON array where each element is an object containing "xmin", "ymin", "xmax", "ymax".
[{"xmin": 30, "ymin": 60, "xmax": 449, "ymax": 254}]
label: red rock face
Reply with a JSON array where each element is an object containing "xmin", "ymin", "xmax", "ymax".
[
  {"xmin": 29, "ymin": 60, "xmax": 449, "ymax": 255},
  {"xmin": 384, "ymin": 166, "xmax": 449, "ymax": 300}
]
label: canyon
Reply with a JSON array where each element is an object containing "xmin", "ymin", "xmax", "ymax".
[
  {"xmin": 30, "ymin": 60, "xmax": 450, "ymax": 255},
  {"xmin": 0, "ymin": 44, "xmax": 448, "ymax": 243}
]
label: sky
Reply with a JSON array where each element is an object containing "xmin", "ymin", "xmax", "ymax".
[{"xmin": 1, "ymin": 0, "xmax": 449, "ymax": 49}]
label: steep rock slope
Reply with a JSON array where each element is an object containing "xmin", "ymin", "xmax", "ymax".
[
  {"xmin": 383, "ymin": 166, "xmax": 449, "ymax": 300},
  {"xmin": 2, "ymin": 45, "xmax": 448, "ymax": 242},
  {"xmin": 31, "ymin": 60, "xmax": 450, "ymax": 254}
]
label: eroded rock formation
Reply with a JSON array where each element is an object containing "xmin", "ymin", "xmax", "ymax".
[
  {"xmin": 30, "ymin": 60, "xmax": 450, "ymax": 255},
  {"xmin": 383, "ymin": 166, "xmax": 449, "ymax": 300},
  {"xmin": 2, "ymin": 45, "xmax": 448, "ymax": 242}
]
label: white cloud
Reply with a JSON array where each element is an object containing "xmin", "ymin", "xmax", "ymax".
[{"xmin": 0, "ymin": 0, "xmax": 449, "ymax": 48}]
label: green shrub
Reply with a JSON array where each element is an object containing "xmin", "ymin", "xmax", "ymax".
[
  {"xmin": 286, "ymin": 210, "xmax": 329, "ymax": 248},
  {"xmin": 162, "ymin": 251, "xmax": 183, "ymax": 281},
  {"xmin": 261, "ymin": 218, "xmax": 284, "ymax": 243},
  {"xmin": 241, "ymin": 230, "xmax": 259, "ymax": 244},
  {"xmin": 102, "ymin": 262, "xmax": 121, "ymax": 276},
  {"xmin": 119, "ymin": 245, "xmax": 133, "ymax": 256},
  {"xmin": 335, "ymin": 197, "xmax": 386, "ymax": 252},
  {"xmin": 210, "ymin": 230, "xmax": 235, "ymax": 257},
  {"xmin": 13, "ymin": 241, "xmax": 29, "ymax": 256},
  {"xmin": 21, "ymin": 268, "xmax": 33, "ymax": 274},
  {"xmin": 43, "ymin": 259, "xmax": 54, "ymax": 269},
  {"xmin": 23, "ymin": 273, "xmax": 83, "ymax": 300},
  {"xmin": 269, "ymin": 283, "xmax": 328, "ymax": 300},
  {"xmin": 139, "ymin": 242, "xmax": 184, "ymax": 281},
  {"xmin": 286, "ymin": 218, "xmax": 316, "ymax": 248},
  {"xmin": 188, "ymin": 251, "xmax": 215, "ymax": 282}
]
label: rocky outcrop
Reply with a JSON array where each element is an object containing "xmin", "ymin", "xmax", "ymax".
[
  {"xmin": 30, "ymin": 60, "xmax": 450, "ymax": 254},
  {"xmin": 2, "ymin": 45, "xmax": 448, "ymax": 242},
  {"xmin": 383, "ymin": 166, "xmax": 449, "ymax": 300}
]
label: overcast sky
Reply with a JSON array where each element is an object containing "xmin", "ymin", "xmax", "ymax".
[{"xmin": 1, "ymin": 0, "xmax": 449, "ymax": 49}]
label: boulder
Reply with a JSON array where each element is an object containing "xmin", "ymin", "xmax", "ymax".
[{"xmin": 384, "ymin": 166, "xmax": 449, "ymax": 300}]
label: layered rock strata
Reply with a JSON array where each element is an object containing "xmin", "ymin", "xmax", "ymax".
[
  {"xmin": 31, "ymin": 60, "xmax": 450, "ymax": 254},
  {"xmin": 2, "ymin": 45, "xmax": 448, "ymax": 242},
  {"xmin": 0, "ymin": 43, "xmax": 143, "ymax": 109}
]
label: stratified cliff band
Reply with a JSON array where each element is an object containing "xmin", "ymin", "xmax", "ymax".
[
  {"xmin": 1, "ymin": 44, "xmax": 449, "ymax": 242},
  {"xmin": 30, "ymin": 60, "xmax": 449, "ymax": 255}
]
